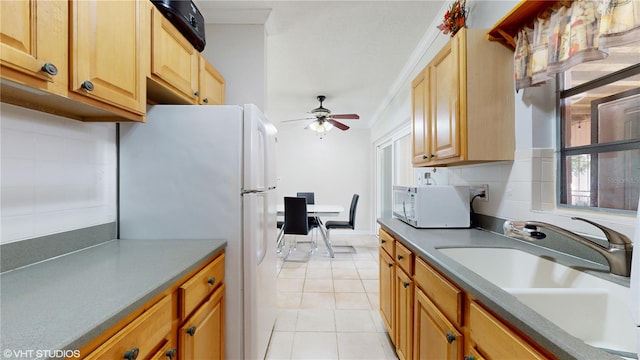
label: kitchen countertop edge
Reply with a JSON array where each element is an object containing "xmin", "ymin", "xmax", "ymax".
[
  {"xmin": 378, "ymin": 217, "xmax": 625, "ymax": 360},
  {"xmin": 0, "ymin": 238, "xmax": 226, "ymax": 359}
]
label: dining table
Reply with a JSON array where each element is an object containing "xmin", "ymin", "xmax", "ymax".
[{"xmin": 276, "ymin": 204, "xmax": 345, "ymax": 258}]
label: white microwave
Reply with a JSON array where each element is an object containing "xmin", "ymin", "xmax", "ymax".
[{"xmin": 392, "ymin": 185, "xmax": 470, "ymax": 228}]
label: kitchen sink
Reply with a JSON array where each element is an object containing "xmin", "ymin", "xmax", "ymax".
[{"xmin": 438, "ymin": 247, "xmax": 636, "ymax": 355}]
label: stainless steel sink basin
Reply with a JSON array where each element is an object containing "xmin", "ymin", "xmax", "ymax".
[{"xmin": 438, "ymin": 247, "xmax": 636, "ymax": 355}]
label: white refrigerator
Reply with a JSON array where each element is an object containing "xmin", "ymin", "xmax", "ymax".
[{"xmin": 118, "ymin": 104, "xmax": 278, "ymax": 360}]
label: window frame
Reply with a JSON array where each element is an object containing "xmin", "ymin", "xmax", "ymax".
[{"xmin": 557, "ymin": 63, "xmax": 640, "ymax": 213}]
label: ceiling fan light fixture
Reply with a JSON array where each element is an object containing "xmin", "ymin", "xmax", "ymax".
[{"xmin": 308, "ymin": 120, "xmax": 333, "ymax": 133}]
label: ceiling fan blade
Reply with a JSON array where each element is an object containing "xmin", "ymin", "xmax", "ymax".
[
  {"xmin": 281, "ymin": 117, "xmax": 315, "ymax": 123},
  {"xmin": 328, "ymin": 119, "xmax": 350, "ymax": 131},
  {"xmin": 330, "ymin": 114, "xmax": 360, "ymax": 120}
]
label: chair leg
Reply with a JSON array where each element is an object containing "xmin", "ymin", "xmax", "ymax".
[
  {"xmin": 276, "ymin": 227, "xmax": 285, "ymax": 253},
  {"xmin": 318, "ymin": 225, "xmax": 334, "ymax": 258}
]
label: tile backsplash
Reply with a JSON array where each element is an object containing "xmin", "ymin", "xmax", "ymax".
[{"xmin": 1, "ymin": 104, "xmax": 117, "ymax": 244}]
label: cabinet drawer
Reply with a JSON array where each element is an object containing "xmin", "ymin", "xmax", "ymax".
[
  {"xmin": 180, "ymin": 253, "xmax": 225, "ymax": 319},
  {"xmin": 395, "ymin": 241, "xmax": 414, "ymax": 275},
  {"xmin": 469, "ymin": 301, "xmax": 547, "ymax": 360},
  {"xmin": 84, "ymin": 295, "xmax": 172, "ymax": 360},
  {"xmin": 379, "ymin": 228, "xmax": 395, "ymax": 256},
  {"xmin": 414, "ymin": 257, "xmax": 462, "ymax": 327}
]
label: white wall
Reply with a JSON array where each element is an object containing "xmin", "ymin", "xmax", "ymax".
[
  {"xmin": 204, "ymin": 24, "xmax": 266, "ymax": 109},
  {"xmin": 276, "ymin": 124, "xmax": 372, "ymax": 233},
  {"xmin": 1, "ymin": 104, "xmax": 117, "ymax": 244},
  {"xmin": 372, "ymin": 0, "xmax": 637, "ymax": 239}
]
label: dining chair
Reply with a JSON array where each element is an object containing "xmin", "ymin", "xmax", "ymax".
[
  {"xmin": 325, "ymin": 194, "xmax": 359, "ymax": 240},
  {"xmin": 278, "ymin": 197, "xmax": 313, "ymax": 261},
  {"xmin": 296, "ymin": 191, "xmax": 321, "ymax": 240},
  {"xmin": 296, "ymin": 192, "xmax": 315, "ymax": 204}
]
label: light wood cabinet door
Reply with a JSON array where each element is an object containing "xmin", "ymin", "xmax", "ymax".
[
  {"xmin": 0, "ymin": 0, "xmax": 68, "ymax": 96},
  {"xmin": 70, "ymin": 0, "xmax": 145, "ymax": 116},
  {"xmin": 410, "ymin": 28, "xmax": 514, "ymax": 167},
  {"xmin": 198, "ymin": 55, "xmax": 225, "ymax": 105},
  {"xmin": 379, "ymin": 248, "xmax": 395, "ymax": 342},
  {"xmin": 395, "ymin": 268, "xmax": 413, "ymax": 360},
  {"xmin": 411, "ymin": 69, "xmax": 429, "ymax": 164},
  {"xmin": 413, "ymin": 287, "xmax": 462, "ymax": 360},
  {"xmin": 150, "ymin": 6, "xmax": 199, "ymax": 104},
  {"xmin": 180, "ymin": 284, "xmax": 225, "ymax": 360},
  {"xmin": 469, "ymin": 301, "xmax": 548, "ymax": 360},
  {"xmin": 84, "ymin": 296, "xmax": 172, "ymax": 360},
  {"xmin": 429, "ymin": 36, "xmax": 460, "ymax": 162}
]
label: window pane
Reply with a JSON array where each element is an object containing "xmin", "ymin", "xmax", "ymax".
[
  {"xmin": 597, "ymin": 92, "xmax": 640, "ymax": 143},
  {"xmin": 597, "ymin": 150, "xmax": 640, "ymax": 211},
  {"xmin": 563, "ymin": 87, "xmax": 640, "ymax": 147},
  {"xmin": 564, "ymin": 150, "xmax": 640, "ymax": 211},
  {"xmin": 566, "ymin": 154, "xmax": 592, "ymax": 207}
]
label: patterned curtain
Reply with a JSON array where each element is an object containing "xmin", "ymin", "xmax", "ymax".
[{"xmin": 513, "ymin": 0, "xmax": 639, "ymax": 91}]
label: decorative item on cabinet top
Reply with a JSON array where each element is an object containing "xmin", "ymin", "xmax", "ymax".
[{"xmin": 437, "ymin": 0, "xmax": 468, "ymax": 37}]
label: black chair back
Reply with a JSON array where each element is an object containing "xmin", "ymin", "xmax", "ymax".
[
  {"xmin": 283, "ymin": 197, "xmax": 309, "ymax": 235},
  {"xmin": 348, "ymin": 194, "xmax": 360, "ymax": 227},
  {"xmin": 296, "ymin": 192, "xmax": 315, "ymax": 204}
]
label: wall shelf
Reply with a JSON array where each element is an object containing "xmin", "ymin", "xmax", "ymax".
[{"xmin": 487, "ymin": 0, "xmax": 559, "ymax": 50}]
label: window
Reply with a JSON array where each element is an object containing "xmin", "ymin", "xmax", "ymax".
[{"xmin": 559, "ymin": 45, "xmax": 640, "ymax": 212}]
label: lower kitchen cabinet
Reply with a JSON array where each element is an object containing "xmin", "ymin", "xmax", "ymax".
[
  {"xmin": 78, "ymin": 251, "xmax": 225, "ymax": 360},
  {"xmin": 378, "ymin": 226, "xmax": 552, "ymax": 360},
  {"xmin": 395, "ymin": 267, "xmax": 414, "ymax": 360},
  {"xmin": 468, "ymin": 301, "xmax": 547, "ymax": 359},
  {"xmin": 379, "ymin": 228, "xmax": 396, "ymax": 343},
  {"xmin": 414, "ymin": 287, "xmax": 462, "ymax": 360},
  {"xmin": 83, "ymin": 296, "xmax": 172, "ymax": 360},
  {"xmin": 179, "ymin": 284, "xmax": 225, "ymax": 360}
]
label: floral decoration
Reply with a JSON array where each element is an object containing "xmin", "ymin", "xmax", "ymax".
[{"xmin": 437, "ymin": 0, "xmax": 468, "ymax": 37}]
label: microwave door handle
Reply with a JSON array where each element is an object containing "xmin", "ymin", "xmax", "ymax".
[{"xmin": 402, "ymin": 201, "xmax": 407, "ymax": 219}]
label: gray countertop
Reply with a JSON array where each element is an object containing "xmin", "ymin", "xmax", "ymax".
[
  {"xmin": 0, "ymin": 238, "xmax": 226, "ymax": 359},
  {"xmin": 378, "ymin": 217, "xmax": 629, "ymax": 360}
]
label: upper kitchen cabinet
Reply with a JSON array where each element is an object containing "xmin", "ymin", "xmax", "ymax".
[
  {"xmin": 0, "ymin": 0, "xmax": 68, "ymax": 96},
  {"xmin": 146, "ymin": 3, "xmax": 225, "ymax": 106},
  {"xmin": 147, "ymin": 4, "xmax": 199, "ymax": 104},
  {"xmin": 412, "ymin": 28, "xmax": 515, "ymax": 167},
  {"xmin": 198, "ymin": 55, "xmax": 225, "ymax": 105},
  {"xmin": 69, "ymin": 0, "xmax": 146, "ymax": 121},
  {"xmin": 411, "ymin": 69, "xmax": 429, "ymax": 164}
]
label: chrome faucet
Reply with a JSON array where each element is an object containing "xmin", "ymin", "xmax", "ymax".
[{"xmin": 503, "ymin": 217, "xmax": 634, "ymax": 277}]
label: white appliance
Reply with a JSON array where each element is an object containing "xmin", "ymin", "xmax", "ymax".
[
  {"xmin": 392, "ymin": 185, "xmax": 470, "ymax": 228},
  {"xmin": 118, "ymin": 104, "xmax": 278, "ymax": 360}
]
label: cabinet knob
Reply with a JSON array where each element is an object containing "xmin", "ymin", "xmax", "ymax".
[
  {"xmin": 430, "ymin": 153, "xmax": 435, "ymax": 158},
  {"xmin": 463, "ymin": 356, "xmax": 475, "ymax": 360},
  {"xmin": 422, "ymin": 154, "xmax": 428, "ymax": 160},
  {"xmin": 203, "ymin": 98, "xmax": 209, "ymax": 104},
  {"xmin": 124, "ymin": 347, "xmax": 139, "ymax": 360},
  {"xmin": 208, "ymin": 277, "xmax": 215, "ymax": 285},
  {"xmin": 403, "ymin": 281, "xmax": 410, "ymax": 288},
  {"xmin": 81, "ymin": 80, "xmax": 94, "ymax": 92},
  {"xmin": 446, "ymin": 332, "xmax": 456, "ymax": 344},
  {"xmin": 381, "ymin": 239, "xmax": 386, "ymax": 244},
  {"xmin": 41, "ymin": 63, "xmax": 58, "ymax": 76},
  {"xmin": 388, "ymin": 262, "xmax": 393, "ymax": 268},
  {"xmin": 194, "ymin": 91, "xmax": 199, "ymax": 97},
  {"xmin": 186, "ymin": 325, "xmax": 197, "ymax": 336},
  {"xmin": 397, "ymin": 255, "xmax": 404, "ymax": 260},
  {"xmin": 165, "ymin": 348, "xmax": 177, "ymax": 360}
]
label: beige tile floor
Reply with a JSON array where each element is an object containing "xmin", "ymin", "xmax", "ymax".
[{"xmin": 266, "ymin": 233, "xmax": 398, "ymax": 360}]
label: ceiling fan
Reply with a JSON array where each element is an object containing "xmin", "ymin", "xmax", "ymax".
[{"xmin": 282, "ymin": 95, "xmax": 360, "ymax": 132}]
